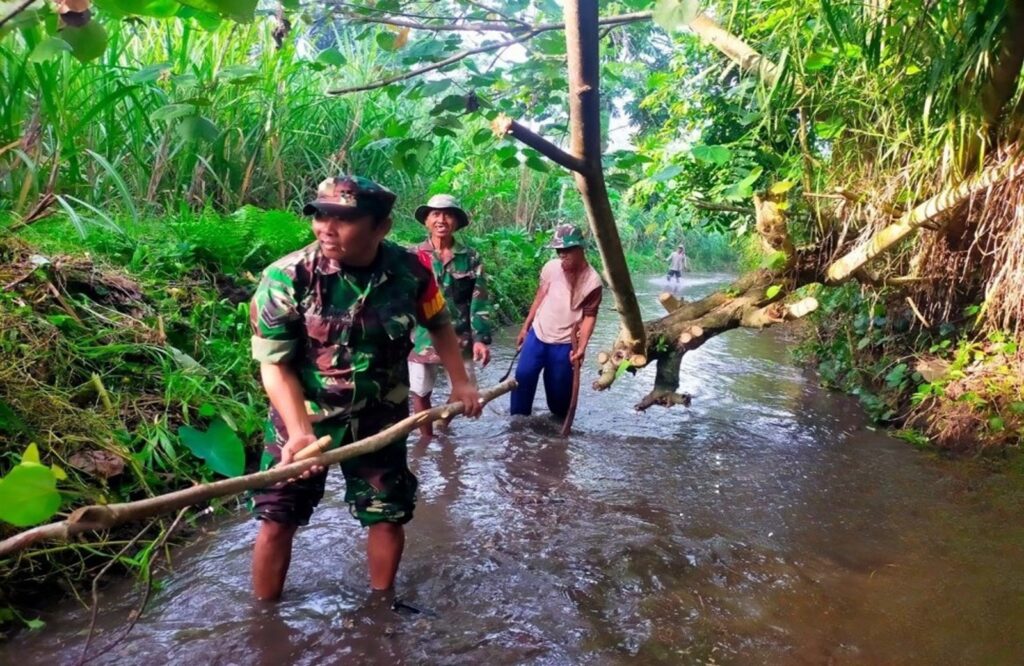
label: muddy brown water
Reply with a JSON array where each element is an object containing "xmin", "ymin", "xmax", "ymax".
[{"xmin": 5, "ymin": 274, "xmax": 1024, "ymax": 665}]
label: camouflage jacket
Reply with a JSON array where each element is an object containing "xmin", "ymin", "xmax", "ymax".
[
  {"xmin": 250, "ymin": 240, "xmax": 450, "ymax": 423},
  {"xmin": 409, "ymin": 238, "xmax": 491, "ymax": 363}
]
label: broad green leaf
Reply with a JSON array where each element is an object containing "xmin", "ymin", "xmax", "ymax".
[
  {"xmin": 61, "ymin": 22, "xmax": 109, "ymax": 63},
  {"xmin": 525, "ymin": 154, "xmax": 550, "ymax": 173},
  {"xmin": 218, "ymin": 64, "xmax": 260, "ymax": 84},
  {"xmin": 814, "ymin": 118, "xmax": 845, "ymax": 139},
  {"xmin": 177, "ymin": 0, "xmax": 257, "ymax": 22},
  {"xmin": 650, "ymin": 164, "xmax": 683, "ymax": 182},
  {"xmin": 151, "ymin": 103, "xmax": 196, "ymax": 122},
  {"xmin": 653, "ymin": 0, "xmax": 700, "ymax": 32},
  {"xmin": 420, "ymin": 79, "xmax": 452, "ymax": 97},
  {"xmin": 179, "ymin": 417, "xmax": 245, "ymax": 477},
  {"xmin": 28, "ymin": 38, "xmax": 73, "ymax": 63},
  {"xmin": 317, "ymin": 48, "xmax": 347, "ymax": 67},
  {"xmin": 0, "ymin": 464, "xmax": 61, "ymax": 527},
  {"xmin": 614, "ymin": 360, "xmax": 631, "ymax": 380},
  {"xmin": 472, "ymin": 128, "xmax": 492, "ymax": 146},
  {"xmin": 177, "ymin": 116, "xmax": 220, "ymax": 142},
  {"xmin": 691, "ymin": 144, "xmax": 731, "ymax": 166},
  {"xmin": 765, "ymin": 284, "xmax": 782, "ymax": 299},
  {"xmin": 805, "ymin": 51, "xmax": 835, "ymax": 72},
  {"xmin": 24, "ymin": 618, "xmax": 45, "ymax": 631},
  {"xmin": 130, "ymin": 62, "xmax": 172, "ymax": 83}
]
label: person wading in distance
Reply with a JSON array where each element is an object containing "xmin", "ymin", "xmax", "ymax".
[
  {"xmin": 248, "ymin": 175, "xmax": 482, "ymax": 602},
  {"xmin": 407, "ymin": 194, "xmax": 492, "ymax": 445},
  {"xmin": 509, "ymin": 223, "xmax": 602, "ymax": 419}
]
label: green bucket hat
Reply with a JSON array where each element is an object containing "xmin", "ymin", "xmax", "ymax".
[
  {"xmin": 547, "ymin": 223, "xmax": 586, "ymax": 249},
  {"xmin": 414, "ymin": 193, "xmax": 470, "ymax": 230},
  {"xmin": 302, "ymin": 175, "xmax": 397, "ymax": 220}
]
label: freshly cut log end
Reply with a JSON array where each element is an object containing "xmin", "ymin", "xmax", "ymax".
[
  {"xmin": 678, "ymin": 332, "xmax": 692, "ymax": 345},
  {"xmin": 629, "ymin": 354, "xmax": 647, "ymax": 367},
  {"xmin": 597, "ymin": 351, "xmax": 609, "ymax": 365},
  {"xmin": 659, "ymin": 292, "xmax": 683, "ymax": 312},
  {"xmin": 785, "ymin": 296, "xmax": 819, "ymax": 319},
  {"xmin": 491, "ymin": 114, "xmax": 513, "ymax": 137},
  {"xmin": 688, "ymin": 325, "xmax": 704, "ymax": 338}
]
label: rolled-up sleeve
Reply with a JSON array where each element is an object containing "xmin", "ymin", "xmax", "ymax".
[{"xmin": 250, "ymin": 265, "xmax": 302, "ymax": 364}]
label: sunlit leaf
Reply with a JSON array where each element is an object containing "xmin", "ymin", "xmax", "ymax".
[
  {"xmin": 21, "ymin": 443, "xmax": 41, "ymax": 465},
  {"xmin": 765, "ymin": 284, "xmax": 782, "ymax": 299},
  {"xmin": 769, "ymin": 180, "xmax": 796, "ymax": 194},
  {"xmin": 691, "ymin": 144, "xmax": 731, "ymax": 166},
  {"xmin": 0, "ymin": 464, "xmax": 61, "ymax": 527}
]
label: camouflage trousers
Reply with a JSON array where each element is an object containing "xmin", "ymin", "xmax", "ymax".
[{"xmin": 251, "ymin": 403, "xmax": 418, "ymax": 527}]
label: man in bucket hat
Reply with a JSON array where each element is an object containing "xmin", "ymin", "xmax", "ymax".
[
  {"xmin": 248, "ymin": 175, "xmax": 481, "ymax": 601},
  {"xmin": 509, "ymin": 223, "xmax": 603, "ymax": 418},
  {"xmin": 408, "ymin": 194, "xmax": 492, "ymax": 444}
]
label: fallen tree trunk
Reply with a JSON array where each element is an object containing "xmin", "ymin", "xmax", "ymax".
[
  {"xmin": 825, "ymin": 157, "xmax": 1021, "ymax": 283},
  {"xmin": 593, "ymin": 267, "xmax": 819, "ymax": 409},
  {"xmin": 0, "ymin": 380, "xmax": 516, "ymax": 558}
]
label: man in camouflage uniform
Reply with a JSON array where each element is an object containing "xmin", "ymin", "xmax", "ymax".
[
  {"xmin": 408, "ymin": 194, "xmax": 492, "ymax": 443},
  {"xmin": 249, "ymin": 175, "xmax": 481, "ymax": 601}
]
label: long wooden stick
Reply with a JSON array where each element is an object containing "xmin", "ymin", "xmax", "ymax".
[
  {"xmin": 0, "ymin": 380, "xmax": 516, "ymax": 559},
  {"xmin": 561, "ymin": 322, "xmax": 582, "ymax": 436}
]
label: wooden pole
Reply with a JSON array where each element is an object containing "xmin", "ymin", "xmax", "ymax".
[{"xmin": 0, "ymin": 380, "xmax": 517, "ymax": 558}]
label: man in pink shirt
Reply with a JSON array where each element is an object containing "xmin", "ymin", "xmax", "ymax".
[{"xmin": 510, "ymin": 224, "xmax": 603, "ymax": 418}]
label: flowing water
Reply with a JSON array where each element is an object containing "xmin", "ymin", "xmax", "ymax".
[{"xmin": 5, "ymin": 274, "xmax": 1024, "ymax": 664}]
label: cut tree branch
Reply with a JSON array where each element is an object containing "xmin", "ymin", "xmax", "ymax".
[
  {"xmin": 0, "ymin": 380, "xmax": 516, "ymax": 558},
  {"xmin": 491, "ymin": 114, "xmax": 586, "ymax": 173}
]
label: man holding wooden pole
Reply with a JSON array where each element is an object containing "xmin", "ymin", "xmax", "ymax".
[
  {"xmin": 248, "ymin": 175, "xmax": 481, "ymax": 601},
  {"xmin": 510, "ymin": 223, "xmax": 602, "ymax": 422}
]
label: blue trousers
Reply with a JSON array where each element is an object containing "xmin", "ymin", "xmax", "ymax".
[{"xmin": 510, "ymin": 329, "xmax": 573, "ymax": 418}]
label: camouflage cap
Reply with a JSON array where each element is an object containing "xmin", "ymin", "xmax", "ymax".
[
  {"xmin": 547, "ymin": 223, "xmax": 586, "ymax": 249},
  {"xmin": 414, "ymin": 193, "xmax": 470, "ymax": 230},
  {"xmin": 302, "ymin": 175, "xmax": 397, "ymax": 220}
]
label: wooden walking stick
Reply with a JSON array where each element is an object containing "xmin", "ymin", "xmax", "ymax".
[{"xmin": 561, "ymin": 320, "xmax": 582, "ymax": 436}]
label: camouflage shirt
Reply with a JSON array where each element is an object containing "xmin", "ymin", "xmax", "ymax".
[
  {"xmin": 409, "ymin": 239, "xmax": 492, "ymax": 363},
  {"xmin": 250, "ymin": 240, "xmax": 450, "ymax": 421}
]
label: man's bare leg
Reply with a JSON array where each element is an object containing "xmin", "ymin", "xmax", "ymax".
[
  {"xmin": 411, "ymin": 393, "xmax": 433, "ymax": 444},
  {"xmin": 367, "ymin": 523, "xmax": 405, "ymax": 590},
  {"xmin": 252, "ymin": 520, "xmax": 298, "ymax": 601}
]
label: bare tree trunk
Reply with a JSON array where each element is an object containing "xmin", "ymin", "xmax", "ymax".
[{"xmin": 565, "ymin": 0, "xmax": 645, "ymax": 351}]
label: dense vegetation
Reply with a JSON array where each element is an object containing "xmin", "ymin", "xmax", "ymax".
[{"xmin": 1, "ymin": 0, "xmax": 1022, "ymax": 631}]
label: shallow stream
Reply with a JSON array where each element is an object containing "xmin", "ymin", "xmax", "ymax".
[{"xmin": 5, "ymin": 274, "xmax": 1024, "ymax": 664}]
